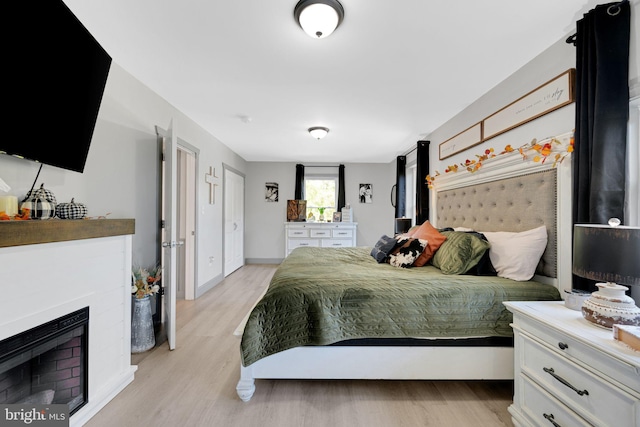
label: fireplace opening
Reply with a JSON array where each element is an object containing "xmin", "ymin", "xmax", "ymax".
[{"xmin": 0, "ymin": 307, "xmax": 89, "ymax": 415}]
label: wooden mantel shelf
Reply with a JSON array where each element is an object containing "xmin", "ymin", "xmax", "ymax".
[{"xmin": 0, "ymin": 219, "xmax": 135, "ymax": 248}]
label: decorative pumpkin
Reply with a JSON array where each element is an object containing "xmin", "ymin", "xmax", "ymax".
[
  {"xmin": 20, "ymin": 183, "xmax": 57, "ymax": 220},
  {"xmin": 56, "ymin": 198, "xmax": 87, "ymax": 219}
]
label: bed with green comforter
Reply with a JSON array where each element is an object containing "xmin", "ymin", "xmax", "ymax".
[{"xmin": 240, "ymin": 246, "xmax": 561, "ymax": 367}]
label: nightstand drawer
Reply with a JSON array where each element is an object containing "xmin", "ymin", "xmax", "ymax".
[
  {"xmin": 310, "ymin": 229, "xmax": 331, "ymax": 238},
  {"xmin": 520, "ymin": 375, "xmax": 590, "ymax": 427},
  {"xmin": 332, "ymin": 229, "xmax": 353, "ymax": 238},
  {"xmin": 287, "ymin": 229, "xmax": 309, "ymax": 238},
  {"xmin": 514, "ymin": 315, "xmax": 640, "ymax": 393},
  {"xmin": 520, "ymin": 333, "xmax": 639, "ymax": 427},
  {"xmin": 288, "ymin": 239, "xmax": 319, "ymax": 249}
]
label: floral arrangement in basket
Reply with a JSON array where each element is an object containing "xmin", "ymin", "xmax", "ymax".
[{"xmin": 132, "ymin": 264, "xmax": 162, "ymax": 299}]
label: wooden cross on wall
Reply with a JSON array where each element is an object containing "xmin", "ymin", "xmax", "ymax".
[{"xmin": 205, "ymin": 166, "xmax": 219, "ymax": 204}]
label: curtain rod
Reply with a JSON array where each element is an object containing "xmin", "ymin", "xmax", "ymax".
[
  {"xmin": 302, "ymin": 165, "xmax": 342, "ymax": 168},
  {"xmin": 565, "ymin": 0, "xmax": 629, "ymax": 45}
]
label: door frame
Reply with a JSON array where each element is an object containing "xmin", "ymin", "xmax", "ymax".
[
  {"xmin": 223, "ymin": 163, "xmax": 245, "ymax": 277},
  {"xmin": 176, "ymin": 139, "xmax": 199, "ymax": 301}
]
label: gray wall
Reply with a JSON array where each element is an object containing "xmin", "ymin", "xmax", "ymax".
[
  {"xmin": 423, "ymin": 22, "xmax": 640, "ymax": 210},
  {"xmin": 245, "ymin": 161, "xmax": 395, "ymax": 262},
  {"xmin": 0, "ymin": 63, "xmax": 247, "ymax": 291}
]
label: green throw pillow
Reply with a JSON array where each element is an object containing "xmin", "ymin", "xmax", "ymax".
[{"xmin": 431, "ymin": 231, "xmax": 490, "ymax": 275}]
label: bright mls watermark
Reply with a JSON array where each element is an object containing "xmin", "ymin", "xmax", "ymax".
[{"xmin": 0, "ymin": 405, "xmax": 68, "ymax": 427}]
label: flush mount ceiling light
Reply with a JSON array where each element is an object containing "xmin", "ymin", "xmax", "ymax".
[
  {"xmin": 308, "ymin": 126, "xmax": 329, "ymax": 139},
  {"xmin": 294, "ymin": 0, "xmax": 344, "ymax": 39}
]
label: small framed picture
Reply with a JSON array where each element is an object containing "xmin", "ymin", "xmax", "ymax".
[
  {"xmin": 265, "ymin": 182, "xmax": 278, "ymax": 202},
  {"xmin": 333, "ymin": 212, "xmax": 342, "ymax": 222},
  {"xmin": 359, "ymin": 184, "xmax": 372, "ymax": 203}
]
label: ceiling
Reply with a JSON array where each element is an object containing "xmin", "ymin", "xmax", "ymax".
[{"xmin": 63, "ymin": 0, "xmax": 592, "ymax": 163}]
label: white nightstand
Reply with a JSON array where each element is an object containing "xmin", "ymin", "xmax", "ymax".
[{"xmin": 504, "ymin": 301, "xmax": 640, "ymax": 427}]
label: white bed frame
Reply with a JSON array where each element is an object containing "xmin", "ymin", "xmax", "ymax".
[{"xmin": 235, "ymin": 150, "xmax": 573, "ymax": 402}]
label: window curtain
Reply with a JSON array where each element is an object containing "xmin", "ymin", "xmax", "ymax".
[
  {"xmin": 338, "ymin": 164, "xmax": 345, "ymax": 211},
  {"xmin": 415, "ymin": 141, "xmax": 430, "ymax": 224},
  {"xmin": 294, "ymin": 164, "xmax": 304, "ymax": 200},
  {"xmin": 571, "ymin": 0, "xmax": 630, "ymax": 291},
  {"xmin": 395, "ymin": 156, "xmax": 406, "ymax": 218}
]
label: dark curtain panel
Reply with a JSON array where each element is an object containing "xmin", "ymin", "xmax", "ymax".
[
  {"xmin": 415, "ymin": 141, "xmax": 430, "ymax": 224},
  {"xmin": 338, "ymin": 164, "xmax": 345, "ymax": 211},
  {"xmin": 395, "ymin": 156, "xmax": 406, "ymax": 218},
  {"xmin": 571, "ymin": 0, "xmax": 630, "ymax": 291},
  {"xmin": 294, "ymin": 164, "xmax": 305, "ymax": 200}
]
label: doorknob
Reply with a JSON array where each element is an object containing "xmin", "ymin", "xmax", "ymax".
[
  {"xmin": 233, "ymin": 222, "xmax": 238, "ymax": 231},
  {"xmin": 162, "ymin": 241, "xmax": 183, "ymax": 248}
]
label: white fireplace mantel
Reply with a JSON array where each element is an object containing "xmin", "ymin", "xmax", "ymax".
[{"xmin": 0, "ymin": 219, "xmax": 137, "ymax": 426}]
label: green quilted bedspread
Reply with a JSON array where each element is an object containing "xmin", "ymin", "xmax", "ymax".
[{"xmin": 240, "ymin": 246, "xmax": 561, "ymax": 366}]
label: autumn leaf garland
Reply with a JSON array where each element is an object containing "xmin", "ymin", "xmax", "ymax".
[{"xmin": 426, "ymin": 133, "xmax": 574, "ymax": 188}]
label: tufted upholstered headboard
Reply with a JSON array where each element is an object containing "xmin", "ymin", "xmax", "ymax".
[{"xmin": 435, "ymin": 168, "xmax": 558, "ymax": 279}]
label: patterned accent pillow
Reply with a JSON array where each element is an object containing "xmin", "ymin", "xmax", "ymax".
[
  {"xmin": 388, "ymin": 237, "xmax": 428, "ymax": 268},
  {"xmin": 370, "ymin": 235, "xmax": 398, "ymax": 263},
  {"xmin": 431, "ymin": 231, "xmax": 490, "ymax": 275}
]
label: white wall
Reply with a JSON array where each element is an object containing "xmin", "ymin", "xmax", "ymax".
[
  {"xmin": 0, "ymin": 63, "xmax": 247, "ymax": 290},
  {"xmin": 245, "ymin": 161, "xmax": 395, "ymax": 262}
]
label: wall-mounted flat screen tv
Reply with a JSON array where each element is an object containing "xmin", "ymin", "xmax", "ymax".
[{"xmin": 2, "ymin": 0, "xmax": 112, "ymax": 173}]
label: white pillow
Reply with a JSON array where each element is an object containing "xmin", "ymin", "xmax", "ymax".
[{"xmin": 480, "ymin": 225, "xmax": 547, "ymax": 281}]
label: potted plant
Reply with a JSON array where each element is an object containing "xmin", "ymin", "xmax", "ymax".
[{"xmin": 318, "ymin": 207, "xmax": 325, "ymax": 222}]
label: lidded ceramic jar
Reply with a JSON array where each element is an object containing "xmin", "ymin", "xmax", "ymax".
[{"xmin": 582, "ymin": 282, "xmax": 640, "ymax": 328}]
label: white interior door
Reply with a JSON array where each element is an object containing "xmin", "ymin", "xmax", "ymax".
[
  {"xmin": 224, "ymin": 167, "xmax": 244, "ymax": 276},
  {"xmin": 156, "ymin": 123, "xmax": 178, "ymax": 350}
]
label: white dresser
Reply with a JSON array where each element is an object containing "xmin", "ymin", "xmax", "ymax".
[
  {"xmin": 285, "ymin": 222, "xmax": 357, "ymax": 257},
  {"xmin": 504, "ymin": 301, "xmax": 640, "ymax": 427}
]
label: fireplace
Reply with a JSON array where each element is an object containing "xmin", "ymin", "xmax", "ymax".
[{"xmin": 0, "ymin": 307, "xmax": 89, "ymax": 415}]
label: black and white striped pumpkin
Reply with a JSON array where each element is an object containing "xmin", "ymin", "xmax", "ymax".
[
  {"xmin": 21, "ymin": 183, "xmax": 57, "ymax": 220},
  {"xmin": 56, "ymin": 198, "xmax": 87, "ymax": 219}
]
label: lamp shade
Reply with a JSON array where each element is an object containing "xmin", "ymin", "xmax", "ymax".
[
  {"xmin": 395, "ymin": 218, "xmax": 412, "ymax": 235},
  {"xmin": 294, "ymin": 0, "xmax": 344, "ymax": 39},
  {"xmin": 573, "ymin": 224, "xmax": 640, "ymax": 286}
]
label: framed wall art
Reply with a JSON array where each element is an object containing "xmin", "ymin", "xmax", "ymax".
[
  {"xmin": 439, "ymin": 122, "xmax": 483, "ymax": 160},
  {"xmin": 483, "ymin": 69, "xmax": 575, "ymax": 141},
  {"xmin": 359, "ymin": 184, "xmax": 372, "ymax": 203},
  {"xmin": 265, "ymin": 182, "xmax": 278, "ymax": 202}
]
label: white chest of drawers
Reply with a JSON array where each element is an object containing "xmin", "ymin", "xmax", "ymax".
[
  {"xmin": 504, "ymin": 301, "xmax": 640, "ymax": 427},
  {"xmin": 285, "ymin": 222, "xmax": 357, "ymax": 257}
]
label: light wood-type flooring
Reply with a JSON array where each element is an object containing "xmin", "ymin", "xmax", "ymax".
[{"xmin": 86, "ymin": 264, "xmax": 515, "ymax": 427}]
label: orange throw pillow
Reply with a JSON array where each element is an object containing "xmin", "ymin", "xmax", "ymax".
[{"xmin": 411, "ymin": 221, "xmax": 447, "ymax": 266}]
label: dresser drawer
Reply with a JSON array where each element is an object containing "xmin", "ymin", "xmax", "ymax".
[
  {"xmin": 520, "ymin": 374, "xmax": 590, "ymax": 427},
  {"xmin": 519, "ymin": 333, "xmax": 639, "ymax": 427},
  {"xmin": 513, "ymin": 316, "xmax": 640, "ymax": 393},
  {"xmin": 310, "ymin": 229, "xmax": 331, "ymax": 238},
  {"xmin": 288, "ymin": 239, "xmax": 319, "ymax": 249},
  {"xmin": 287, "ymin": 228, "xmax": 309, "ymax": 238},
  {"xmin": 321, "ymin": 239, "xmax": 352, "ymax": 248},
  {"xmin": 332, "ymin": 229, "xmax": 353, "ymax": 238}
]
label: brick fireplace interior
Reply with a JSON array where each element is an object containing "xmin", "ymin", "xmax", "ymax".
[{"xmin": 0, "ymin": 307, "xmax": 89, "ymax": 415}]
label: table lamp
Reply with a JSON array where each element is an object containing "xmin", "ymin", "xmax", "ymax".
[
  {"xmin": 572, "ymin": 222, "xmax": 640, "ymax": 328},
  {"xmin": 395, "ymin": 218, "xmax": 412, "ymax": 235}
]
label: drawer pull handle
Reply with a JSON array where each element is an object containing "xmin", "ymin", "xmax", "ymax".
[
  {"xmin": 558, "ymin": 342, "xmax": 568, "ymax": 350},
  {"xmin": 543, "ymin": 367, "xmax": 589, "ymax": 396},
  {"xmin": 543, "ymin": 413, "xmax": 561, "ymax": 427}
]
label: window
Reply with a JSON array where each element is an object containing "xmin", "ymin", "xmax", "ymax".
[{"xmin": 305, "ymin": 177, "xmax": 337, "ymax": 221}]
